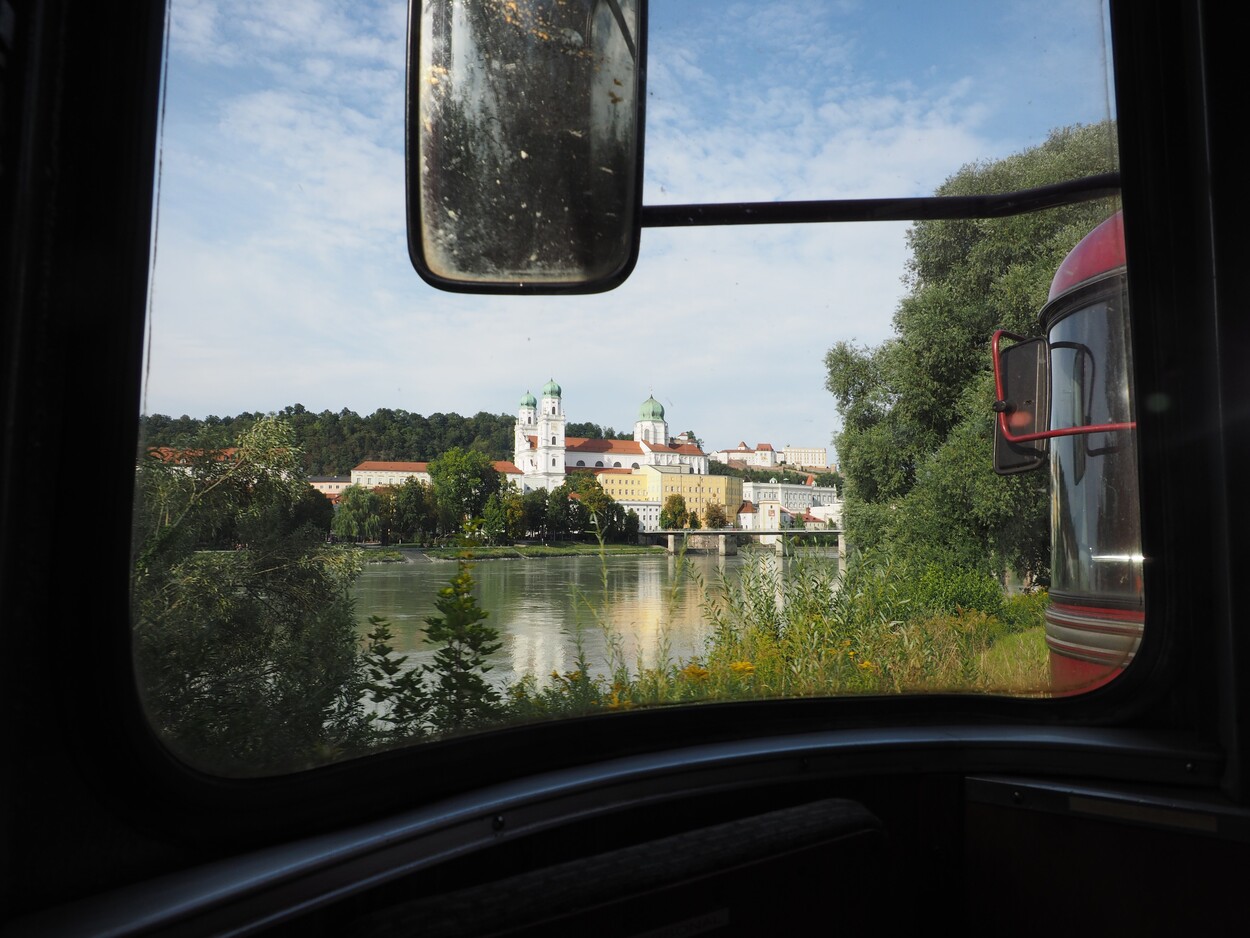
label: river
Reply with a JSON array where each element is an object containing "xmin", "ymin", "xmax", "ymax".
[{"xmin": 352, "ymin": 550, "xmax": 840, "ymax": 689}]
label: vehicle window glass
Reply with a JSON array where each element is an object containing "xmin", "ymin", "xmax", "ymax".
[{"xmin": 135, "ymin": 0, "xmax": 1128, "ymax": 777}]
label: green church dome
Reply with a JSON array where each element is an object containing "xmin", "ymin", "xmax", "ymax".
[
  {"xmin": 520, "ymin": 390, "xmax": 537, "ymax": 408},
  {"xmin": 639, "ymin": 395, "xmax": 665, "ymax": 420},
  {"xmin": 541, "ymin": 378, "xmax": 562, "ymax": 398}
]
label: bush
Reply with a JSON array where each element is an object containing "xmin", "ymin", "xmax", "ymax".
[{"xmin": 911, "ymin": 564, "xmax": 1005, "ymax": 618}]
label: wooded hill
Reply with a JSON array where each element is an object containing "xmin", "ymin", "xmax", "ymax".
[{"xmin": 139, "ymin": 407, "xmax": 634, "ymax": 477}]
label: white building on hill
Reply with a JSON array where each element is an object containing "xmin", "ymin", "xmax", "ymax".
[{"xmin": 710, "ymin": 441, "xmax": 778, "ymax": 468}]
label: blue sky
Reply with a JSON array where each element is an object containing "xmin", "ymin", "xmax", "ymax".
[{"xmin": 145, "ymin": 0, "xmax": 1115, "ymax": 462}]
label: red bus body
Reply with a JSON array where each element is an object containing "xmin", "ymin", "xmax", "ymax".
[{"xmin": 1003, "ymin": 212, "xmax": 1142, "ymax": 693}]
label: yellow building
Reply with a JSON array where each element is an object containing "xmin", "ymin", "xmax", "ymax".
[{"xmin": 595, "ymin": 465, "xmax": 742, "ymax": 528}]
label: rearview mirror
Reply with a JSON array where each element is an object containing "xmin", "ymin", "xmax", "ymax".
[
  {"xmin": 993, "ymin": 333, "xmax": 1050, "ymax": 474},
  {"xmin": 407, "ymin": 0, "xmax": 645, "ymax": 293}
]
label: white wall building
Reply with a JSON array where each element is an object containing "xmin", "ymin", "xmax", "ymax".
[
  {"xmin": 710, "ymin": 441, "xmax": 779, "ymax": 468},
  {"xmin": 350, "ymin": 460, "xmax": 523, "ymax": 489},
  {"xmin": 781, "ymin": 446, "xmax": 829, "ymax": 469},
  {"xmin": 742, "ymin": 479, "xmax": 841, "ymax": 515}
]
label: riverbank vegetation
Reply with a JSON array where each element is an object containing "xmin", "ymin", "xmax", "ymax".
[{"xmin": 501, "ymin": 548, "xmax": 1049, "ymax": 722}]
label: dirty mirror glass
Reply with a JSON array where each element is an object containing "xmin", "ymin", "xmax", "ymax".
[{"xmin": 410, "ymin": 0, "xmax": 643, "ymax": 291}]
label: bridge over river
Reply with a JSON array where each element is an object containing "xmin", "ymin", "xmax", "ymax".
[{"xmin": 642, "ymin": 529, "xmax": 845, "ymax": 557}]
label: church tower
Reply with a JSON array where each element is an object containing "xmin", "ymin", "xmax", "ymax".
[
  {"xmin": 535, "ymin": 378, "xmax": 566, "ymax": 489},
  {"xmin": 514, "ymin": 390, "xmax": 538, "ymax": 477},
  {"xmin": 634, "ymin": 394, "xmax": 668, "ymax": 446}
]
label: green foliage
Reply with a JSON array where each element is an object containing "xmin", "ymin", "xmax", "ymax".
[
  {"xmin": 361, "ymin": 616, "xmax": 430, "ymax": 741},
  {"xmin": 827, "ymin": 122, "xmax": 1119, "ymax": 581},
  {"xmin": 429, "ymin": 446, "xmax": 502, "ymax": 527},
  {"xmin": 422, "ymin": 562, "xmax": 504, "ymax": 732},
  {"xmin": 912, "ymin": 564, "xmax": 1005, "ymax": 619},
  {"xmin": 332, "ymin": 484, "xmax": 382, "ymax": 543},
  {"xmin": 660, "ymin": 494, "xmax": 688, "ymax": 530},
  {"xmin": 999, "ymin": 589, "xmax": 1050, "ymax": 634},
  {"xmin": 133, "ymin": 416, "xmax": 373, "ymax": 774},
  {"xmin": 704, "ymin": 502, "xmax": 729, "ymax": 529},
  {"xmin": 393, "ymin": 476, "xmax": 438, "ymax": 543}
]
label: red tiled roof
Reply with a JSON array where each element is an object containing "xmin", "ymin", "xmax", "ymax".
[
  {"xmin": 738, "ymin": 500, "xmax": 757, "ymax": 514},
  {"xmin": 354, "ymin": 461, "xmax": 429, "ymax": 473},
  {"xmin": 148, "ymin": 446, "xmax": 238, "ymax": 464},
  {"xmin": 351, "ymin": 459, "xmax": 519, "ymax": 475},
  {"xmin": 594, "ymin": 467, "xmax": 636, "ymax": 475},
  {"xmin": 567, "ymin": 437, "xmax": 646, "ymax": 455},
  {"xmin": 756, "ymin": 443, "xmax": 775, "ymax": 451}
]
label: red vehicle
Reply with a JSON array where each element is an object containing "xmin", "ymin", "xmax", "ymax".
[{"xmin": 993, "ymin": 212, "xmax": 1141, "ymax": 693}]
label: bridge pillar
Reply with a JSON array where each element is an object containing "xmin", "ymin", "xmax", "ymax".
[
  {"xmin": 775, "ymin": 537, "xmax": 785, "ymax": 556},
  {"xmin": 667, "ymin": 534, "xmax": 676, "ymax": 554},
  {"xmin": 718, "ymin": 534, "xmax": 726, "ymax": 556}
]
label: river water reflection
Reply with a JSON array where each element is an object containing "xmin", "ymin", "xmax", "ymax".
[{"xmin": 352, "ymin": 550, "xmax": 839, "ymax": 690}]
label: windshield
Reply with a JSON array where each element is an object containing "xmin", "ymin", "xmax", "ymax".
[{"xmin": 135, "ymin": 0, "xmax": 1123, "ymax": 776}]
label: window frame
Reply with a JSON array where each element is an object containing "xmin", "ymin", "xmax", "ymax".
[{"xmin": 1, "ymin": 1, "xmax": 1247, "ymax": 913}]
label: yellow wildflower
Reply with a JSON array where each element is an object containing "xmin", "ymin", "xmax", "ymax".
[
  {"xmin": 729, "ymin": 661, "xmax": 756, "ymax": 676},
  {"xmin": 680, "ymin": 663, "xmax": 711, "ymax": 683}
]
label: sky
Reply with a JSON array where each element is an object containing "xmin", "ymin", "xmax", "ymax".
[{"xmin": 144, "ymin": 0, "xmax": 1116, "ymax": 463}]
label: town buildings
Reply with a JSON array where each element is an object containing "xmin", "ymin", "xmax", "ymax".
[
  {"xmin": 709, "ymin": 442, "xmax": 830, "ymax": 470},
  {"xmin": 337, "ymin": 380, "xmax": 840, "ymax": 534}
]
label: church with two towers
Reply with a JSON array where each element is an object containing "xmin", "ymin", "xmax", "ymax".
[{"xmin": 511, "ymin": 379, "xmax": 709, "ymax": 493}]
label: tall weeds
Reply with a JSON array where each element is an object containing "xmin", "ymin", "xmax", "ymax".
[{"xmin": 499, "ymin": 544, "xmax": 1051, "ymax": 721}]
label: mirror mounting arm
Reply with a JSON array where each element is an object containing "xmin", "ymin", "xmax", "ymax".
[
  {"xmin": 641, "ymin": 173, "xmax": 1120, "ymax": 228},
  {"xmin": 992, "ymin": 329, "xmax": 1135, "ymax": 444}
]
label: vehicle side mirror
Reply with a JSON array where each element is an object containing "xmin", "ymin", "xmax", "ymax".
[
  {"xmin": 993, "ymin": 333, "xmax": 1050, "ymax": 474},
  {"xmin": 406, "ymin": 0, "xmax": 646, "ymax": 294}
]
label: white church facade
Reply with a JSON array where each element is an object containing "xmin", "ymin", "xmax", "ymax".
[{"xmin": 511, "ymin": 379, "xmax": 709, "ymax": 493}]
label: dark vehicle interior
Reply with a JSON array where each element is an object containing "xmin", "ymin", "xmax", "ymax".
[{"xmin": 3, "ymin": 1, "xmax": 1249, "ymax": 935}]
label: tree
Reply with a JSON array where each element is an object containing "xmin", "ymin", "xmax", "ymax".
[
  {"xmin": 480, "ymin": 492, "xmax": 509, "ymax": 545},
  {"xmin": 332, "ymin": 485, "xmax": 381, "ymax": 543},
  {"xmin": 132, "ymin": 416, "xmax": 371, "ymax": 773},
  {"xmin": 393, "ymin": 476, "xmax": 437, "ymax": 544},
  {"xmin": 429, "ymin": 446, "xmax": 502, "ymax": 529},
  {"xmin": 704, "ymin": 502, "xmax": 729, "ymax": 529},
  {"xmin": 422, "ymin": 563, "xmax": 503, "ymax": 732},
  {"xmin": 824, "ymin": 122, "xmax": 1117, "ymax": 580},
  {"xmin": 521, "ymin": 488, "xmax": 549, "ymax": 538},
  {"xmin": 660, "ymin": 494, "xmax": 688, "ymax": 530}
]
